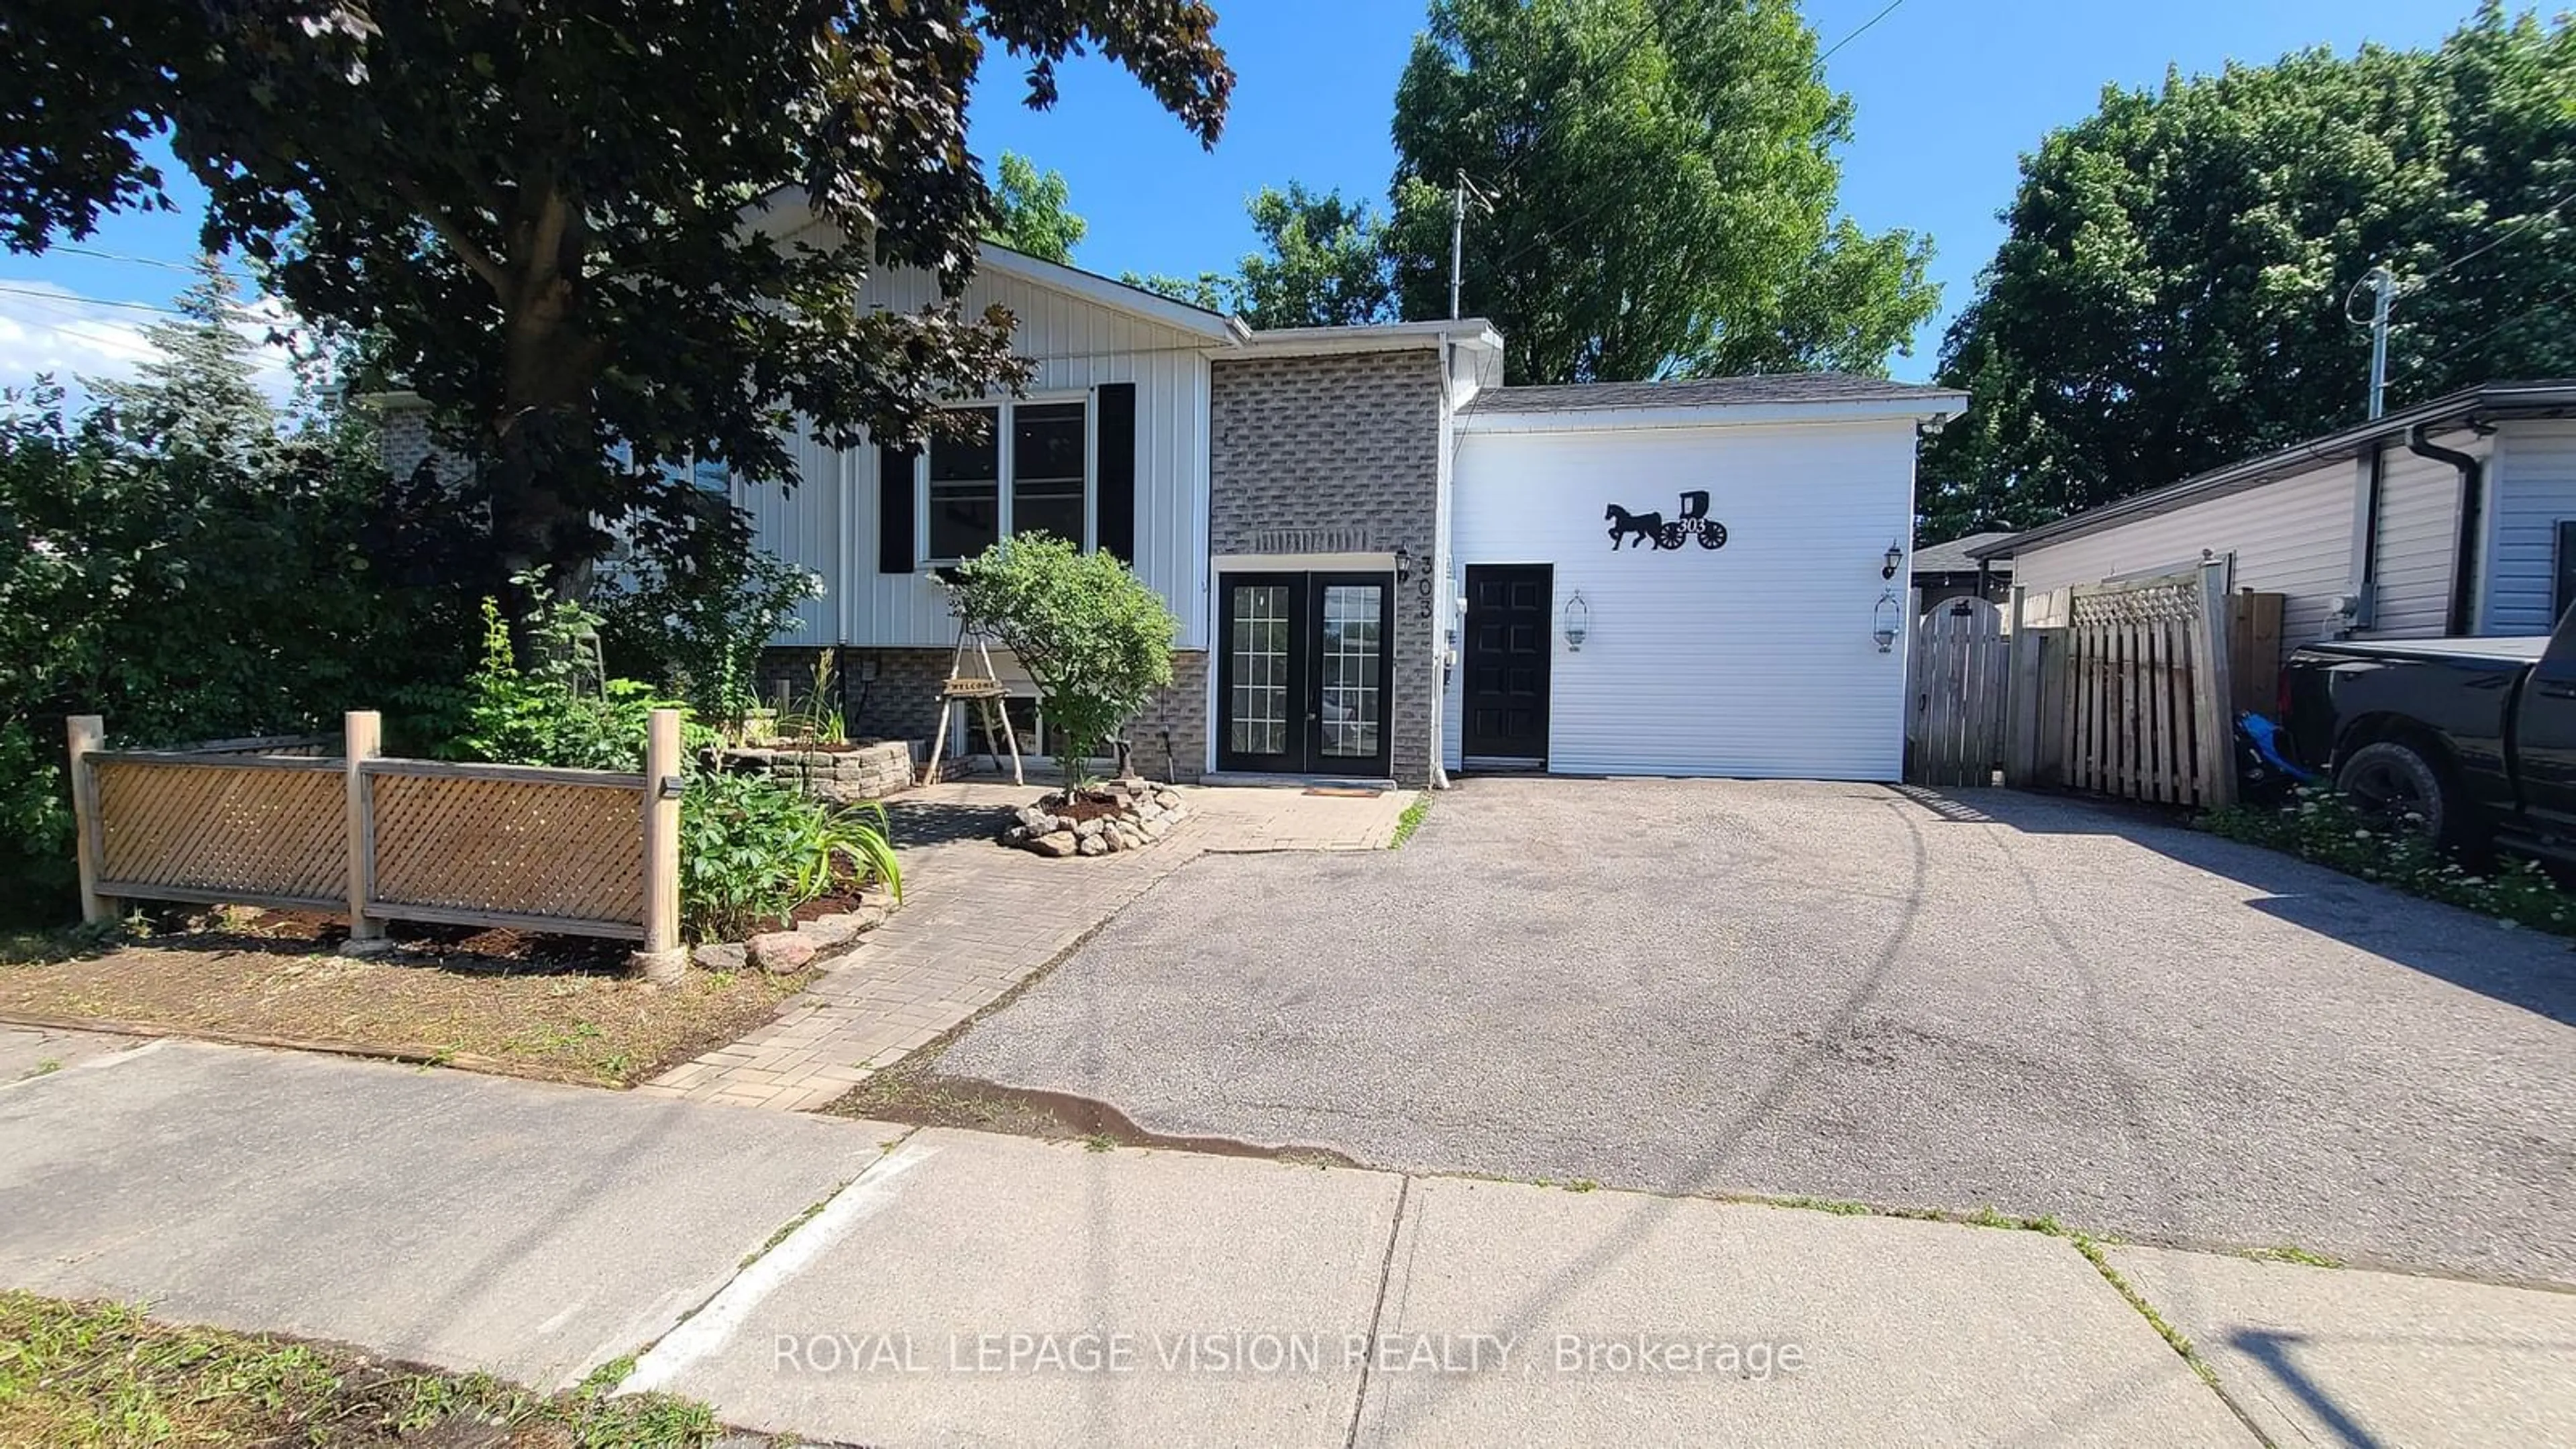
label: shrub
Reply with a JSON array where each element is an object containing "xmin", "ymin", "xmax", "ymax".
[
  {"xmin": 592, "ymin": 511, "xmax": 820, "ymax": 735},
  {"xmin": 451, "ymin": 591, "xmax": 674, "ymax": 771},
  {"xmin": 678, "ymin": 771, "xmax": 900, "ymax": 942},
  {"xmin": 2204, "ymin": 785, "xmax": 2575, "ymax": 935},
  {"xmin": 0, "ymin": 375, "xmax": 476, "ymax": 924},
  {"xmin": 945, "ymin": 535, "xmax": 1175, "ymax": 776}
]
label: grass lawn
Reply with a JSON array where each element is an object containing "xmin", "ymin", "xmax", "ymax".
[
  {"xmin": 0, "ymin": 1291, "xmax": 745, "ymax": 1447},
  {"xmin": 0, "ymin": 914, "xmax": 805, "ymax": 1089}
]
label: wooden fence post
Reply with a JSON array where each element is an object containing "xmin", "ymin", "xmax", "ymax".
[
  {"xmin": 636, "ymin": 708, "xmax": 686, "ymax": 981},
  {"xmin": 2194, "ymin": 561, "xmax": 2237, "ymax": 808},
  {"xmin": 343, "ymin": 711, "xmax": 388, "ymax": 953},
  {"xmin": 2004, "ymin": 587, "xmax": 2035, "ymax": 784},
  {"xmin": 65, "ymin": 714, "xmax": 110, "ymax": 925}
]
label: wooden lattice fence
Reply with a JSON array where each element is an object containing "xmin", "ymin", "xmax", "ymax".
[
  {"xmin": 2001, "ymin": 562, "xmax": 2241, "ymax": 808},
  {"xmin": 68, "ymin": 710, "xmax": 683, "ymax": 967}
]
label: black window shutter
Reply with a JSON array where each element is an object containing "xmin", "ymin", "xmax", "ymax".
[
  {"xmin": 877, "ymin": 441, "xmax": 916, "ymax": 574},
  {"xmin": 1095, "ymin": 382, "xmax": 1138, "ymax": 564}
]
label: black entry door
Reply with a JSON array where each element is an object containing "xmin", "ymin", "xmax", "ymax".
[
  {"xmin": 1462, "ymin": 564, "xmax": 1552, "ymax": 766},
  {"xmin": 1218, "ymin": 572, "xmax": 1393, "ymax": 777}
]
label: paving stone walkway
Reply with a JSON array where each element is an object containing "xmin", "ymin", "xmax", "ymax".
[{"xmin": 640, "ymin": 781, "xmax": 1411, "ymax": 1112}]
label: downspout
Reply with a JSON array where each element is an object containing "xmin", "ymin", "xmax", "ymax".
[
  {"xmin": 2349, "ymin": 441, "xmax": 2385, "ymax": 634},
  {"xmin": 1428, "ymin": 337, "xmax": 1455, "ymax": 790},
  {"xmin": 2406, "ymin": 424, "xmax": 2484, "ymax": 635}
]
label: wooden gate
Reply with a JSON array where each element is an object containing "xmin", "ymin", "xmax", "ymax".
[
  {"xmin": 2004, "ymin": 562, "xmax": 2240, "ymax": 808},
  {"xmin": 1906, "ymin": 596, "xmax": 2010, "ymax": 786}
]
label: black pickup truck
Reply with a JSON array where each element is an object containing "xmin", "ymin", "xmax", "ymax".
[{"xmin": 2283, "ymin": 616, "xmax": 2576, "ymax": 859}]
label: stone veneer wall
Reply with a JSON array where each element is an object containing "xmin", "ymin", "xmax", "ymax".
[
  {"xmin": 1209, "ymin": 348, "xmax": 1444, "ymax": 787},
  {"xmin": 757, "ymin": 645, "xmax": 1210, "ymax": 784}
]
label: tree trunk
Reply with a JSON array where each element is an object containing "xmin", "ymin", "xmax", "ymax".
[{"xmin": 484, "ymin": 188, "xmax": 601, "ymax": 608}]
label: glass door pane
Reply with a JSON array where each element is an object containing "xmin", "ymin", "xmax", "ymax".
[
  {"xmin": 1317, "ymin": 584, "xmax": 1384, "ymax": 761},
  {"xmin": 1228, "ymin": 583, "xmax": 1293, "ymax": 759}
]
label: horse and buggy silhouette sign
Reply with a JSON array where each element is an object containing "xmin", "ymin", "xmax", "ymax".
[{"xmin": 1605, "ymin": 490, "xmax": 1729, "ymax": 552}]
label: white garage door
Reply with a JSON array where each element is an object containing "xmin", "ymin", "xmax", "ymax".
[{"xmin": 1447, "ymin": 417, "xmax": 1919, "ymax": 781}]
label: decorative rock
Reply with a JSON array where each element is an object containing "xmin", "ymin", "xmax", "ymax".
[
  {"xmin": 857, "ymin": 883, "xmax": 898, "ymax": 912},
  {"xmin": 1141, "ymin": 816, "xmax": 1171, "ymax": 840},
  {"xmin": 1074, "ymin": 818, "xmax": 1106, "ymax": 841},
  {"xmin": 799, "ymin": 915, "xmax": 865, "ymax": 949},
  {"xmin": 692, "ymin": 941, "xmax": 748, "ymax": 972},
  {"xmin": 1000, "ymin": 824, "xmax": 1030, "ymax": 845},
  {"xmin": 1077, "ymin": 834, "xmax": 1109, "ymax": 857},
  {"xmin": 1030, "ymin": 830, "xmax": 1080, "ymax": 858},
  {"xmin": 846, "ymin": 904, "xmax": 888, "ymax": 930},
  {"xmin": 747, "ymin": 930, "xmax": 819, "ymax": 972}
]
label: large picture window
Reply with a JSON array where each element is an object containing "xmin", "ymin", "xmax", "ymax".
[{"xmin": 916, "ymin": 397, "xmax": 1091, "ymax": 564}]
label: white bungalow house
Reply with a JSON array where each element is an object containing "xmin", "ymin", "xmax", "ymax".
[
  {"xmin": 1974, "ymin": 382, "xmax": 2576, "ymax": 653},
  {"xmin": 385, "ymin": 212, "xmax": 1967, "ymax": 786}
]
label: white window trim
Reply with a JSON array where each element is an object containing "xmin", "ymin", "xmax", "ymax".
[{"xmin": 914, "ymin": 390, "xmax": 1096, "ymax": 566}]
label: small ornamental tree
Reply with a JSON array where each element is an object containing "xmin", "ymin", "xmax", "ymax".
[{"xmin": 947, "ymin": 536, "xmax": 1175, "ymax": 780}]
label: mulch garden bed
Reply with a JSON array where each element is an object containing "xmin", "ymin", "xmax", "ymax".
[{"xmin": 0, "ymin": 908, "xmax": 809, "ymax": 1089}]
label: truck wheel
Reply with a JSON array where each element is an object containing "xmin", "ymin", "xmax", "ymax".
[{"xmin": 2335, "ymin": 739, "xmax": 2461, "ymax": 849}]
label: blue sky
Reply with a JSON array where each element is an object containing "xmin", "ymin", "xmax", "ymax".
[{"xmin": 0, "ymin": 0, "xmax": 2474, "ymax": 389}]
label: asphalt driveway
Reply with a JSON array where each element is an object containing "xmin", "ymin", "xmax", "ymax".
[{"xmin": 936, "ymin": 778, "xmax": 2576, "ymax": 1285}]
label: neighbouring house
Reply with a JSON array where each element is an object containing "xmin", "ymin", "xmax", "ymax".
[
  {"xmin": 1974, "ymin": 382, "xmax": 2576, "ymax": 656},
  {"xmin": 1911, "ymin": 531, "xmax": 2014, "ymax": 607},
  {"xmin": 383, "ymin": 201, "xmax": 1966, "ymax": 786}
]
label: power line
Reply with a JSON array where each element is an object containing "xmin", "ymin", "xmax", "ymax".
[
  {"xmin": 2391, "ymin": 276, "xmax": 2576, "ymax": 382},
  {"xmin": 2400, "ymin": 179, "xmax": 2576, "ymax": 292},
  {"xmin": 1820, "ymin": 0, "xmax": 1909, "ymax": 62},
  {"xmin": 0, "ymin": 284, "xmax": 187, "ymax": 316},
  {"xmin": 50, "ymin": 244, "xmax": 262, "ymax": 282}
]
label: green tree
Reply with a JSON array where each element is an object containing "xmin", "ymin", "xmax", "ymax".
[
  {"xmin": 87, "ymin": 256, "xmax": 274, "ymax": 457},
  {"xmin": 1923, "ymin": 5, "xmax": 2576, "ymax": 540},
  {"xmin": 0, "ymin": 2, "xmax": 1231, "ymax": 594},
  {"xmin": 1387, "ymin": 0, "xmax": 1937, "ymax": 383},
  {"xmin": 1130, "ymin": 182, "xmax": 1399, "ymax": 327},
  {"xmin": 945, "ymin": 535, "xmax": 1175, "ymax": 777},
  {"xmin": 984, "ymin": 152, "xmax": 1088, "ymax": 264}
]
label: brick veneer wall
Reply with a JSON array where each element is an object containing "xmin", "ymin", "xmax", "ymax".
[
  {"xmin": 1210, "ymin": 348, "xmax": 1444, "ymax": 786},
  {"xmin": 759, "ymin": 646, "xmax": 1209, "ymax": 784},
  {"xmin": 374, "ymin": 400, "xmax": 466, "ymax": 486}
]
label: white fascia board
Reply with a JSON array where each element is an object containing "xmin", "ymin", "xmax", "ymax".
[
  {"xmin": 1453, "ymin": 394, "xmax": 1970, "ymax": 433},
  {"xmin": 735, "ymin": 186, "xmax": 1248, "ymax": 344},
  {"xmin": 973, "ymin": 245, "xmax": 1250, "ymax": 343},
  {"xmin": 1235, "ymin": 319, "xmax": 1505, "ymax": 357}
]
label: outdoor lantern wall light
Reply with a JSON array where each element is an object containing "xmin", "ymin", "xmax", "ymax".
[
  {"xmin": 1872, "ymin": 590, "xmax": 1901, "ymax": 653},
  {"xmin": 1393, "ymin": 543, "xmax": 1415, "ymax": 582},
  {"xmin": 1563, "ymin": 590, "xmax": 1591, "ymax": 651},
  {"xmin": 1882, "ymin": 539, "xmax": 1904, "ymax": 580}
]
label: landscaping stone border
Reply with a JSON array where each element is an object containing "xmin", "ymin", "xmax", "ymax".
[
  {"xmin": 692, "ymin": 881, "xmax": 903, "ymax": 974},
  {"xmin": 1000, "ymin": 777, "xmax": 1189, "ymax": 858},
  {"xmin": 712, "ymin": 739, "xmax": 916, "ymax": 804}
]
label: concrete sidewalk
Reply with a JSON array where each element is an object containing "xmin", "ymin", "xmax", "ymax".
[{"xmin": 4, "ymin": 1039, "xmax": 2571, "ymax": 1446}]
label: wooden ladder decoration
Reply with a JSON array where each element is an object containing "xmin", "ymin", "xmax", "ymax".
[{"xmin": 919, "ymin": 620, "xmax": 1024, "ymax": 786}]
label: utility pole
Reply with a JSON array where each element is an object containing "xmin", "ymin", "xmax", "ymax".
[
  {"xmin": 2364, "ymin": 264, "xmax": 2398, "ymax": 420},
  {"xmin": 1452, "ymin": 170, "xmax": 1473, "ymax": 319},
  {"xmin": 1448, "ymin": 170, "xmax": 1491, "ymax": 321}
]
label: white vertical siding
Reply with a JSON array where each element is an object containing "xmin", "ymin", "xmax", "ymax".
[
  {"xmin": 2485, "ymin": 419, "xmax": 2576, "ymax": 634},
  {"xmin": 1443, "ymin": 417, "xmax": 1919, "ymax": 781},
  {"xmin": 731, "ymin": 426, "xmax": 845, "ymax": 645},
  {"xmin": 2369, "ymin": 437, "xmax": 2474, "ymax": 637},
  {"xmin": 2010, "ymin": 458, "xmax": 2362, "ymax": 647},
  {"xmin": 737, "ymin": 260, "xmax": 1216, "ymax": 651}
]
